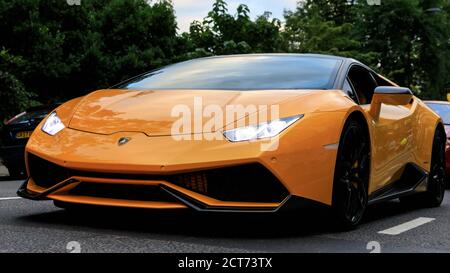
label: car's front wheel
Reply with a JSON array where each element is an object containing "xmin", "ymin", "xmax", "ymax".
[{"xmin": 332, "ymin": 118, "xmax": 370, "ymax": 230}]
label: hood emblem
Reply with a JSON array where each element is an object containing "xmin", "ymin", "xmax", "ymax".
[{"xmin": 118, "ymin": 137, "xmax": 131, "ymax": 146}]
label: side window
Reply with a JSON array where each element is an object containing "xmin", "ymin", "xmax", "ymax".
[
  {"xmin": 343, "ymin": 78, "xmax": 359, "ymax": 104},
  {"xmin": 347, "ymin": 65, "xmax": 378, "ymax": 105}
]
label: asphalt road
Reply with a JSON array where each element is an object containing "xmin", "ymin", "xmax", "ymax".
[{"xmin": 0, "ymin": 178, "xmax": 449, "ymax": 253}]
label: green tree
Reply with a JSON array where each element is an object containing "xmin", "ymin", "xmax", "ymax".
[
  {"xmin": 284, "ymin": 0, "xmax": 378, "ymax": 65},
  {"xmin": 416, "ymin": 0, "xmax": 450, "ymax": 99},
  {"xmin": 0, "ymin": 0, "xmax": 449, "ymax": 116},
  {"xmin": 357, "ymin": 0, "xmax": 422, "ymax": 91},
  {"xmin": 0, "ymin": 0, "xmax": 179, "ymax": 104},
  {"xmin": 0, "ymin": 50, "xmax": 38, "ymax": 124},
  {"xmin": 284, "ymin": 0, "xmax": 450, "ymax": 99},
  {"xmin": 183, "ymin": 0, "xmax": 284, "ymax": 56},
  {"xmin": 356, "ymin": 0, "xmax": 450, "ymax": 98}
]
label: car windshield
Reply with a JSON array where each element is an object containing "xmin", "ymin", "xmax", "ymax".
[
  {"xmin": 116, "ymin": 55, "xmax": 342, "ymax": 90},
  {"xmin": 426, "ymin": 103, "xmax": 450, "ymax": 124}
]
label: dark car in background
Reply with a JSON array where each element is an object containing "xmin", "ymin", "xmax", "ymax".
[
  {"xmin": 425, "ymin": 101, "xmax": 450, "ymax": 185},
  {"xmin": 0, "ymin": 104, "xmax": 59, "ymax": 178}
]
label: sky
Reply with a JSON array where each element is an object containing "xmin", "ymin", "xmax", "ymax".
[{"xmin": 172, "ymin": 0, "xmax": 299, "ymax": 33}]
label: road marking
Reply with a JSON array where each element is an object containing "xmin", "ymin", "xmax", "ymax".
[
  {"xmin": 0, "ymin": 197, "xmax": 22, "ymax": 201},
  {"xmin": 378, "ymin": 217, "xmax": 435, "ymax": 235}
]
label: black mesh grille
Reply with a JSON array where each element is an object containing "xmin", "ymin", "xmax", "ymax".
[
  {"xmin": 28, "ymin": 153, "xmax": 289, "ymax": 203},
  {"xmin": 170, "ymin": 165, "xmax": 289, "ymax": 203}
]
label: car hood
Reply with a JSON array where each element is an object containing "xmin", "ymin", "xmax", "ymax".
[{"xmin": 67, "ymin": 89, "xmax": 317, "ymax": 136}]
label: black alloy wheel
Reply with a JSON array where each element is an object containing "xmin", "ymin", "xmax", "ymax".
[{"xmin": 332, "ymin": 119, "xmax": 370, "ymax": 229}]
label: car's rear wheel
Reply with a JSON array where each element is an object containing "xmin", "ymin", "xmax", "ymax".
[
  {"xmin": 332, "ymin": 119, "xmax": 370, "ymax": 230},
  {"xmin": 400, "ymin": 127, "xmax": 446, "ymax": 207}
]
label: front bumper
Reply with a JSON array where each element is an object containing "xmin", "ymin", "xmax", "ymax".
[
  {"xmin": 20, "ymin": 152, "xmax": 292, "ymax": 211},
  {"xmin": 17, "ymin": 175, "xmax": 325, "ymax": 213}
]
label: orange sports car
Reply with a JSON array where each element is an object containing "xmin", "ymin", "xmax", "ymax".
[{"xmin": 18, "ymin": 54, "xmax": 446, "ymax": 228}]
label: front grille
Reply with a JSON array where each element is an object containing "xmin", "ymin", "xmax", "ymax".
[
  {"xmin": 28, "ymin": 153, "xmax": 289, "ymax": 203},
  {"xmin": 69, "ymin": 183, "xmax": 173, "ymax": 202},
  {"xmin": 170, "ymin": 164, "xmax": 289, "ymax": 203},
  {"xmin": 174, "ymin": 173, "xmax": 208, "ymax": 194}
]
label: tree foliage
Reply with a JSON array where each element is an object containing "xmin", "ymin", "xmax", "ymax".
[
  {"xmin": 0, "ymin": 50, "xmax": 39, "ymax": 123},
  {"xmin": 284, "ymin": 0, "xmax": 378, "ymax": 64},
  {"xmin": 284, "ymin": 0, "xmax": 450, "ymax": 98},
  {"xmin": 355, "ymin": 0, "xmax": 450, "ymax": 98},
  {"xmin": 181, "ymin": 0, "xmax": 284, "ymax": 56},
  {"xmin": 0, "ymin": 0, "xmax": 179, "ymax": 121},
  {"xmin": 0, "ymin": 0, "xmax": 449, "ymax": 122}
]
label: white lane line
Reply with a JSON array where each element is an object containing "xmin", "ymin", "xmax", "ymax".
[
  {"xmin": 0, "ymin": 197, "xmax": 22, "ymax": 201},
  {"xmin": 378, "ymin": 217, "xmax": 435, "ymax": 235}
]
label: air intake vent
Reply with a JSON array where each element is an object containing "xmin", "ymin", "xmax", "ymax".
[{"xmin": 70, "ymin": 183, "xmax": 173, "ymax": 202}]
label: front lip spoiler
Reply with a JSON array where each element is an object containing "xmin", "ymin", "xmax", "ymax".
[
  {"xmin": 17, "ymin": 177, "xmax": 327, "ymax": 213},
  {"xmin": 17, "ymin": 177, "xmax": 66, "ymax": 200}
]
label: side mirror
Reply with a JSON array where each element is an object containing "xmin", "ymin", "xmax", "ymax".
[{"xmin": 369, "ymin": 86, "xmax": 413, "ymax": 119}]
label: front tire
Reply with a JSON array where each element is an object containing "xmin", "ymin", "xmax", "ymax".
[{"xmin": 331, "ymin": 119, "xmax": 370, "ymax": 230}]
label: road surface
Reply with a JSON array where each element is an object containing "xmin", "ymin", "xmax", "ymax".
[{"xmin": 0, "ymin": 178, "xmax": 449, "ymax": 253}]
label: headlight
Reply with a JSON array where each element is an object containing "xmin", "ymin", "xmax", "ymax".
[
  {"xmin": 223, "ymin": 114, "xmax": 303, "ymax": 142},
  {"xmin": 41, "ymin": 112, "xmax": 65, "ymax": 136}
]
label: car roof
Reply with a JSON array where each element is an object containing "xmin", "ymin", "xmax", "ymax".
[{"xmin": 197, "ymin": 53, "xmax": 354, "ymax": 62}]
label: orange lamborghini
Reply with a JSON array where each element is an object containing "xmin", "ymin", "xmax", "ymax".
[{"xmin": 18, "ymin": 54, "xmax": 446, "ymax": 228}]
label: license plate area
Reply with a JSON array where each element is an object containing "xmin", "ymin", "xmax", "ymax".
[{"xmin": 15, "ymin": 131, "xmax": 33, "ymax": 139}]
